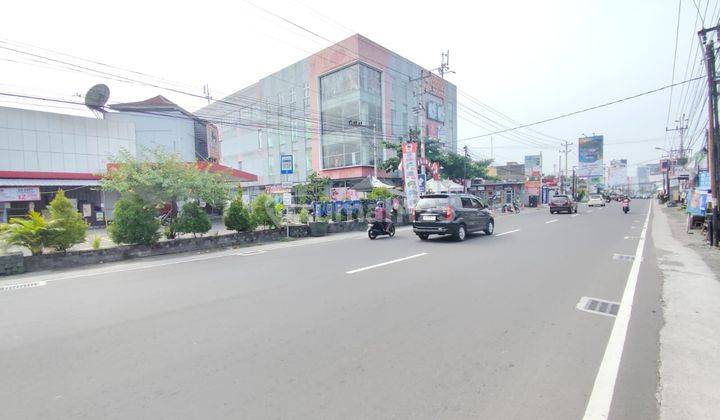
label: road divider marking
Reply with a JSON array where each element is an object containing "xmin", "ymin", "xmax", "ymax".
[
  {"xmin": 0, "ymin": 281, "xmax": 47, "ymax": 292},
  {"xmin": 571, "ymin": 214, "xmax": 579, "ymax": 218},
  {"xmin": 612, "ymin": 253, "xmax": 638, "ymax": 262},
  {"xmin": 545, "ymin": 219, "xmax": 558, "ymax": 224},
  {"xmin": 587, "ymin": 210, "xmax": 594, "ymax": 213},
  {"xmin": 624, "ymin": 236, "xmax": 639, "ymax": 240},
  {"xmin": 583, "ymin": 199, "xmax": 652, "ymax": 420},
  {"xmin": 346, "ymin": 253, "xmax": 427, "ymax": 275},
  {"xmin": 495, "ymin": 229, "xmax": 520, "ymax": 236}
]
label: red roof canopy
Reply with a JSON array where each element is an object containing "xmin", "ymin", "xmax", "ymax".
[
  {"xmin": 105, "ymin": 162, "xmax": 257, "ymax": 182},
  {"xmin": 0, "ymin": 170, "xmax": 101, "ymax": 180}
]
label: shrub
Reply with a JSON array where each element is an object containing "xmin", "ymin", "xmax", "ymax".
[
  {"xmin": 91, "ymin": 235, "xmax": 102, "ymax": 249},
  {"xmin": 252, "ymin": 193, "xmax": 281, "ymax": 228},
  {"xmin": 224, "ymin": 195, "xmax": 256, "ymax": 232},
  {"xmin": 299, "ymin": 208, "xmax": 309, "ymax": 224},
  {"xmin": 176, "ymin": 201, "xmax": 212, "ymax": 237},
  {"xmin": 108, "ymin": 194, "xmax": 160, "ymax": 246},
  {"xmin": 45, "ymin": 190, "xmax": 88, "ymax": 252},
  {"xmin": 0, "ymin": 211, "xmax": 49, "ymax": 255}
]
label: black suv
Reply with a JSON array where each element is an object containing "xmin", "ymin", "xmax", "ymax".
[
  {"xmin": 412, "ymin": 194, "xmax": 494, "ymax": 241},
  {"xmin": 549, "ymin": 194, "xmax": 578, "ymax": 214}
]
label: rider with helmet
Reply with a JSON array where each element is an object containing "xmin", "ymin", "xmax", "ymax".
[{"xmin": 373, "ymin": 201, "xmax": 391, "ymax": 233}]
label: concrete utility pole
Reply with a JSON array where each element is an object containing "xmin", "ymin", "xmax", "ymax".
[
  {"xmin": 463, "ymin": 145, "xmax": 470, "ymax": 192},
  {"xmin": 666, "ymin": 113, "xmax": 689, "ymax": 159},
  {"xmin": 699, "ymin": 25, "xmax": 720, "ymax": 245},
  {"xmin": 561, "ymin": 141, "xmax": 573, "ymax": 193}
]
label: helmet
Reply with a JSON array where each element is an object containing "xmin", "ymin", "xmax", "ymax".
[{"xmin": 377, "ymin": 201, "xmax": 385, "ymax": 207}]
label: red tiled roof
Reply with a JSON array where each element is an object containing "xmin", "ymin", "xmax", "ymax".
[
  {"xmin": 105, "ymin": 162, "xmax": 257, "ymax": 182},
  {"xmin": 0, "ymin": 171, "xmax": 101, "ymax": 180},
  {"xmin": 196, "ymin": 161, "xmax": 257, "ymax": 182}
]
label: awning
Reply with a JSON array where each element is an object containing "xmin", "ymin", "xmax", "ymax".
[
  {"xmin": 0, "ymin": 179, "xmax": 99, "ymax": 186},
  {"xmin": 351, "ymin": 176, "xmax": 397, "ymax": 191},
  {"xmin": 0, "ymin": 170, "xmax": 101, "ymax": 187}
]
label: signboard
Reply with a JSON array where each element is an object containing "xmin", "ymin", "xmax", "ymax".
[
  {"xmin": 687, "ymin": 189, "xmax": 708, "ymax": 216},
  {"xmin": 418, "ymin": 173, "xmax": 427, "ymax": 194},
  {"xmin": 82, "ymin": 204, "xmax": 92, "ymax": 218},
  {"xmin": 609, "ymin": 159, "xmax": 628, "ymax": 187},
  {"xmin": 402, "ymin": 141, "xmax": 420, "ymax": 209},
  {"xmin": 699, "ymin": 170, "xmax": 710, "ymax": 191},
  {"xmin": 0, "ymin": 187, "xmax": 40, "ymax": 202},
  {"xmin": 524, "ymin": 155, "xmax": 542, "ymax": 177},
  {"xmin": 207, "ymin": 123, "xmax": 220, "ymax": 161},
  {"xmin": 525, "ymin": 180, "xmax": 541, "ymax": 196},
  {"xmin": 282, "ymin": 192, "xmax": 292, "ymax": 206},
  {"xmin": 95, "ymin": 212, "xmax": 105, "ymax": 222},
  {"xmin": 330, "ymin": 188, "xmax": 359, "ymax": 201},
  {"xmin": 280, "ymin": 154, "xmax": 293, "ymax": 174},
  {"xmin": 578, "ymin": 135, "xmax": 604, "ymax": 178}
]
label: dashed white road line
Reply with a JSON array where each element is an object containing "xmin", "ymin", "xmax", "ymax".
[
  {"xmin": 582, "ymin": 199, "xmax": 652, "ymax": 419},
  {"xmin": 0, "ymin": 281, "xmax": 47, "ymax": 292},
  {"xmin": 587, "ymin": 210, "xmax": 595, "ymax": 213},
  {"xmin": 495, "ymin": 229, "xmax": 520, "ymax": 236},
  {"xmin": 346, "ymin": 253, "xmax": 427, "ymax": 275},
  {"xmin": 571, "ymin": 214, "xmax": 580, "ymax": 218},
  {"xmin": 545, "ymin": 219, "xmax": 558, "ymax": 224}
]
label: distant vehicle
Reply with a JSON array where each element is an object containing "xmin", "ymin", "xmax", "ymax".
[
  {"xmin": 588, "ymin": 194, "xmax": 605, "ymax": 207},
  {"xmin": 549, "ymin": 194, "xmax": 578, "ymax": 214},
  {"xmin": 412, "ymin": 194, "xmax": 494, "ymax": 241}
]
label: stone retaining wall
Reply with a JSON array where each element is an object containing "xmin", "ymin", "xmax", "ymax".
[{"xmin": 2, "ymin": 221, "xmax": 372, "ymax": 276}]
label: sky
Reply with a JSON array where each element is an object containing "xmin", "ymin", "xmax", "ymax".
[{"xmin": 1, "ymin": 0, "xmax": 716, "ymax": 176}]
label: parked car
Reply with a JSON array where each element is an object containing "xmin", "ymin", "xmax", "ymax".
[
  {"xmin": 549, "ymin": 194, "xmax": 578, "ymax": 214},
  {"xmin": 412, "ymin": 194, "xmax": 494, "ymax": 241},
  {"xmin": 587, "ymin": 194, "xmax": 605, "ymax": 207}
]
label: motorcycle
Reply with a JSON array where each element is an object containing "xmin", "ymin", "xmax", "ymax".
[
  {"xmin": 622, "ymin": 202, "xmax": 630, "ymax": 214},
  {"xmin": 368, "ymin": 219, "xmax": 395, "ymax": 239}
]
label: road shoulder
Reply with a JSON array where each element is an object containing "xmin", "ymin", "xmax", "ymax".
[{"xmin": 653, "ymin": 202, "xmax": 720, "ymax": 419}]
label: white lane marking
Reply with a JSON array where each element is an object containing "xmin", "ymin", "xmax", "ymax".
[
  {"xmin": 346, "ymin": 253, "xmax": 427, "ymax": 275},
  {"xmin": 0, "ymin": 281, "xmax": 47, "ymax": 292},
  {"xmin": 587, "ymin": 210, "xmax": 594, "ymax": 213},
  {"xmin": 571, "ymin": 214, "xmax": 579, "ymax": 218},
  {"xmin": 495, "ymin": 229, "xmax": 520, "ymax": 236},
  {"xmin": 545, "ymin": 219, "xmax": 558, "ymax": 224},
  {"xmin": 582, "ymin": 200, "xmax": 652, "ymax": 420},
  {"xmin": 236, "ymin": 249, "xmax": 266, "ymax": 256}
]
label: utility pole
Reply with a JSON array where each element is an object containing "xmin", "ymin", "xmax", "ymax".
[
  {"xmin": 558, "ymin": 153, "xmax": 563, "ymax": 193},
  {"xmin": 373, "ymin": 123, "xmax": 378, "ymax": 178},
  {"xmin": 666, "ymin": 114, "xmax": 689, "ymax": 159},
  {"xmin": 561, "ymin": 141, "xmax": 573, "ymax": 194},
  {"xmin": 463, "ymin": 145, "xmax": 469, "ymax": 192},
  {"xmin": 490, "ymin": 136, "xmax": 494, "ymax": 161},
  {"xmin": 699, "ymin": 26, "xmax": 720, "ymax": 245}
]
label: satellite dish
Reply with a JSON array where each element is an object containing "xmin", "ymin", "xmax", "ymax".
[{"xmin": 84, "ymin": 84, "xmax": 110, "ymax": 109}]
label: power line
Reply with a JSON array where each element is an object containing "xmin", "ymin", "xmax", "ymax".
[
  {"xmin": 665, "ymin": 0, "xmax": 684, "ymax": 132},
  {"xmin": 458, "ymin": 76, "xmax": 705, "ymax": 142}
]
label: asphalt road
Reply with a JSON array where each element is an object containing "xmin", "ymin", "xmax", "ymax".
[{"xmin": 0, "ymin": 200, "xmax": 660, "ymax": 419}]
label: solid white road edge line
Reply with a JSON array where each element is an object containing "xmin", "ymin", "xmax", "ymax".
[
  {"xmin": 545, "ymin": 219, "xmax": 558, "ymax": 224},
  {"xmin": 582, "ymin": 200, "xmax": 652, "ymax": 420},
  {"xmin": 495, "ymin": 229, "xmax": 520, "ymax": 236},
  {"xmin": 346, "ymin": 253, "xmax": 427, "ymax": 275}
]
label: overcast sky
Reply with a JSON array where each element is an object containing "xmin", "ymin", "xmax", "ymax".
[{"xmin": 2, "ymin": 0, "xmax": 716, "ymax": 176}]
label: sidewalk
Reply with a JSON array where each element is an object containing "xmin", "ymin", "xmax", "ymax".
[{"xmin": 653, "ymin": 202, "xmax": 720, "ymax": 419}]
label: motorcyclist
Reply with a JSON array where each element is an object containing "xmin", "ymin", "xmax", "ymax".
[
  {"xmin": 622, "ymin": 196, "xmax": 630, "ymax": 211},
  {"xmin": 373, "ymin": 201, "xmax": 391, "ymax": 233}
]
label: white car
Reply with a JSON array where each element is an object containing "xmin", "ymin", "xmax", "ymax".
[{"xmin": 588, "ymin": 194, "xmax": 605, "ymax": 207}]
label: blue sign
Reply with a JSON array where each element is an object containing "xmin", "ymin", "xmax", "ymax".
[
  {"xmin": 418, "ymin": 173, "xmax": 426, "ymax": 194},
  {"xmin": 687, "ymin": 189, "xmax": 708, "ymax": 216},
  {"xmin": 699, "ymin": 170, "xmax": 710, "ymax": 191},
  {"xmin": 280, "ymin": 155, "xmax": 293, "ymax": 174}
]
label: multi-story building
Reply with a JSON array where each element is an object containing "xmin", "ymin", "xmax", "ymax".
[
  {"xmin": 198, "ymin": 34, "xmax": 458, "ymax": 191},
  {"xmin": 0, "ymin": 95, "xmax": 255, "ymax": 223}
]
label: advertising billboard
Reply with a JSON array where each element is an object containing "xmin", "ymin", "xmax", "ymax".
[
  {"xmin": 524, "ymin": 155, "xmax": 542, "ymax": 177},
  {"xmin": 0, "ymin": 187, "xmax": 40, "ymax": 202},
  {"xmin": 402, "ymin": 142, "xmax": 420, "ymax": 209},
  {"xmin": 578, "ymin": 135, "xmax": 604, "ymax": 178},
  {"xmin": 609, "ymin": 159, "xmax": 628, "ymax": 187},
  {"xmin": 280, "ymin": 155, "xmax": 293, "ymax": 174}
]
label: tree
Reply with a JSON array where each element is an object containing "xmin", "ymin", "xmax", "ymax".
[
  {"xmin": 176, "ymin": 201, "xmax": 212, "ymax": 237},
  {"xmin": 101, "ymin": 148, "xmax": 230, "ymax": 212},
  {"xmin": 298, "ymin": 208, "xmax": 310, "ymax": 224},
  {"xmin": 224, "ymin": 186, "xmax": 256, "ymax": 232},
  {"xmin": 108, "ymin": 194, "xmax": 160, "ymax": 246},
  {"xmin": 382, "ymin": 137, "xmax": 493, "ymax": 182},
  {"xmin": 44, "ymin": 189, "xmax": 88, "ymax": 252},
  {"xmin": 0, "ymin": 212, "xmax": 49, "ymax": 255},
  {"xmin": 293, "ymin": 171, "xmax": 331, "ymax": 204},
  {"xmin": 367, "ymin": 187, "xmax": 393, "ymax": 201},
  {"xmin": 252, "ymin": 193, "xmax": 281, "ymax": 229}
]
